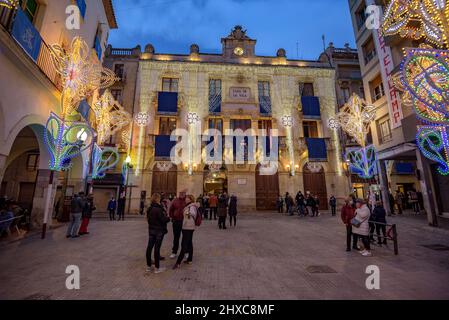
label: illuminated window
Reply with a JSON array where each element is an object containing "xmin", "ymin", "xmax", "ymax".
[
  {"xmin": 301, "ymin": 83, "xmax": 314, "ymax": 96},
  {"xmin": 162, "ymin": 78, "xmax": 178, "ymax": 92},
  {"xmin": 258, "ymin": 81, "xmax": 270, "ymax": 98},
  {"xmin": 377, "ymin": 116, "xmax": 392, "ymax": 144},
  {"xmin": 19, "ymin": 0, "xmax": 39, "ymax": 23},
  {"xmin": 303, "ymin": 121, "xmax": 319, "ymax": 138},
  {"xmin": 159, "ymin": 117, "xmax": 177, "ymax": 135},
  {"xmin": 26, "ymin": 154, "xmax": 39, "ymax": 171}
]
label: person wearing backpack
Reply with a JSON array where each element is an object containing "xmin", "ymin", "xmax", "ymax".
[{"xmin": 173, "ymin": 195, "xmax": 198, "ymax": 269}]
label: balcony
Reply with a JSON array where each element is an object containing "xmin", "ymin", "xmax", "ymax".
[
  {"xmin": 157, "ymin": 92, "xmax": 178, "ymax": 115},
  {"xmin": 209, "ymin": 94, "xmax": 222, "ymax": 114},
  {"xmin": 154, "ymin": 135, "xmax": 177, "ymax": 159},
  {"xmin": 301, "ymin": 96, "xmax": 321, "ymax": 119},
  {"xmin": 0, "ymin": 7, "xmax": 62, "ymax": 91}
]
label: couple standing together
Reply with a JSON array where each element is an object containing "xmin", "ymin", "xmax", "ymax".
[{"xmin": 146, "ymin": 192, "xmax": 199, "ymax": 273}]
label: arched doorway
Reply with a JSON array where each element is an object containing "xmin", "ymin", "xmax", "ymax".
[
  {"xmin": 151, "ymin": 163, "xmax": 177, "ymax": 197},
  {"xmin": 203, "ymin": 165, "xmax": 227, "ymax": 195},
  {"xmin": 256, "ymin": 164, "xmax": 279, "ymax": 210},
  {"xmin": 303, "ymin": 163, "xmax": 328, "ymax": 210}
]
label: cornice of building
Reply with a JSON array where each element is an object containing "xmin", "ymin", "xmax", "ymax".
[{"xmin": 102, "ymin": 0, "xmax": 118, "ymax": 29}]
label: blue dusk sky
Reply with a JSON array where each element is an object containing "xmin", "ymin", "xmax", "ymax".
[{"xmin": 109, "ymin": 0, "xmax": 356, "ymax": 60}]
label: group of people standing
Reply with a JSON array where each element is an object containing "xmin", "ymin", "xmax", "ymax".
[
  {"xmin": 107, "ymin": 195, "xmax": 126, "ymax": 221},
  {"xmin": 196, "ymin": 192, "xmax": 238, "ymax": 229},
  {"xmin": 340, "ymin": 196, "xmax": 388, "ymax": 257},
  {"xmin": 278, "ymin": 191, "xmax": 328, "ymax": 217},
  {"xmin": 66, "ymin": 192, "xmax": 96, "ymax": 238}
]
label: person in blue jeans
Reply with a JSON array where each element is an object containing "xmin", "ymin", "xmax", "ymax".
[
  {"xmin": 66, "ymin": 192, "xmax": 85, "ymax": 238},
  {"xmin": 108, "ymin": 197, "xmax": 117, "ymax": 221}
]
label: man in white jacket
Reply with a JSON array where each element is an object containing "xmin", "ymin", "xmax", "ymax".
[{"xmin": 352, "ymin": 199, "xmax": 372, "ymax": 257}]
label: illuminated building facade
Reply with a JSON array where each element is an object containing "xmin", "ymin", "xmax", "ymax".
[{"xmin": 104, "ymin": 26, "xmax": 349, "ymax": 211}]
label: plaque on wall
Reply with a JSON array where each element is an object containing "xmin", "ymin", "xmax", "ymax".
[
  {"xmin": 229, "ymin": 87, "xmax": 251, "ymax": 102},
  {"xmin": 237, "ymin": 179, "xmax": 247, "ymax": 185}
]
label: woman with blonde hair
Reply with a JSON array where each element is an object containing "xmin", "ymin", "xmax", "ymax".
[
  {"xmin": 146, "ymin": 193, "xmax": 170, "ymax": 274},
  {"xmin": 173, "ymin": 194, "xmax": 198, "ymax": 269}
]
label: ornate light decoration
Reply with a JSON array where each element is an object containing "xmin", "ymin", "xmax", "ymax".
[
  {"xmin": 91, "ymin": 144, "xmax": 120, "ymax": 179},
  {"xmin": 330, "ymin": 94, "xmax": 376, "ymax": 147},
  {"xmin": 417, "ymin": 125, "xmax": 449, "ymax": 175},
  {"xmin": 49, "ymin": 37, "xmax": 118, "ymax": 117},
  {"xmin": 121, "ymin": 127, "xmax": 131, "ymax": 149},
  {"xmin": 134, "ymin": 111, "xmax": 150, "ymax": 127},
  {"xmin": 93, "ymin": 90, "xmax": 132, "ymax": 145},
  {"xmin": 44, "ymin": 112, "xmax": 94, "ymax": 171},
  {"xmin": 0, "ymin": 0, "xmax": 18, "ymax": 9},
  {"xmin": 382, "ymin": 0, "xmax": 449, "ymax": 48},
  {"xmin": 345, "ymin": 145, "xmax": 378, "ymax": 180},
  {"xmin": 400, "ymin": 47, "xmax": 449, "ymax": 125},
  {"xmin": 156, "ymin": 161, "xmax": 173, "ymax": 172},
  {"xmin": 327, "ymin": 118, "xmax": 340, "ymax": 130},
  {"xmin": 281, "ymin": 115, "xmax": 293, "ymax": 127},
  {"xmin": 187, "ymin": 112, "xmax": 200, "ymax": 125}
]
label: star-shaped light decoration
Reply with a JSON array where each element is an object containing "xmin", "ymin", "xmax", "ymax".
[
  {"xmin": 0, "ymin": 0, "xmax": 19, "ymax": 9},
  {"xmin": 93, "ymin": 90, "xmax": 132, "ymax": 145},
  {"xmin": 281, "ymin": 115, "xmax": 293, "ymax": 128},
  {"xmin": 187, "ymin": 112, "xmax": 200, "ymax": 125},
  {"xmin": 382, "ymin": 0, "xmax": 449, "ymax": 48},
  {"xmin": 332, "ymin": 94, "xmax": 375, "ymax": 148},
  {"xmin": 134, "ymin": 112, "xmax": 150, "ymax": 127},
  {"xmin": 49, "ymin": 37, "xmax": 118, "ymax": 117}
]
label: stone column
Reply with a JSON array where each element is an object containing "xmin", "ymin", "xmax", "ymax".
[
  {"xmin": 377, "ymin": 160, "xmax": 392, "ymax": 215},
  {"xmin": 416, "ymin": 149, "xmax": 438, "ymax": 226},
  {"xmin": 31, "ymin": 169, "xmax": 57, "ymax": 228}
]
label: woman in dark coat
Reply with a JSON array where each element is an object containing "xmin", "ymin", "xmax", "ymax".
[
  {"xmin": 228, "ymin": 194, "xmax": 238, "ymax": 227},
  {"xmin": 146, "ymin": 193, "xmax": 170, "ymax": 274},
  {"xmin": 217, "ymin": 192, "xmax": 228, "ymax": 230}
]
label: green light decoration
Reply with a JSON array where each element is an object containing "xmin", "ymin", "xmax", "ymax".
[
  {"xmin": 91, "ymin": 144, "xmax": 120, "ymax": 179},
  {"xmin": 416, "ymin": 125, "xmax": 449, "ymax": 175},
  {"xmin": 44, "ymin": 112, "xmax": 94, "ymax": 171}
]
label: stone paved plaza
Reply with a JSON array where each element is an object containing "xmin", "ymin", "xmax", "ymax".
[{"xmin": 0, "ymin": 212, "xmax": 449, "ymax": 300}]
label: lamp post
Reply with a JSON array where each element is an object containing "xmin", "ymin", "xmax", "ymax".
[{"xmin": 124, "ymin": 155, "xmax": 133, "ymax": 215}]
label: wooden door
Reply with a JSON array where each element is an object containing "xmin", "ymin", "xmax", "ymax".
[
  {"xmin": 151, "ymin": 165, "xmax": 177, "ymax": 197},
  {"xmin": 256, "ymin": 164, "xmax": 279, "ymax": 210},
  {"xmin": 303, "ymin": 165, "xmax": 328, "ymax": 210}
]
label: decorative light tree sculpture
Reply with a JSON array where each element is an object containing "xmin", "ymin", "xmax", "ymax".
[{"xmin": 329, "ymin": 94, "xmax": 377, "ymax": 179}]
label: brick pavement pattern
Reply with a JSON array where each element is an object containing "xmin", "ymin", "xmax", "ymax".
[{"xmin": 0, "ymin": 212, "xmax": 448, "ymax": 299}]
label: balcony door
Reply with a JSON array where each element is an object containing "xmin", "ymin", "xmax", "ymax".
[
  {"xmin": 151, "ymin": 164, "xmax": 177, "ymax": 197},
  {"xmin": 303, "ymin": 164, "xmax": 328, "ymax": 210},
  {"xmin": 255, "ymin": 164, "xmax": 279, "ymax": 210}
]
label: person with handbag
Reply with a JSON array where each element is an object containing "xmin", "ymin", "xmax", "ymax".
[
  {"xmin": 351, "ymin": 199, "xmax": 372, "ymax": 257},
  {"xmin": 146, "ymin": 193, "xmax": 170, "ymax": 274},
  {"xmin": 341, "ymin": 198, "xmax": 356, "ymax": 252},
  {"xmin": 173, "ymin": 195, "xmax": 198, "ymax": 269}
]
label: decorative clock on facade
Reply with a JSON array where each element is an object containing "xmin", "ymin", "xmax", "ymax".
[{"xmin": 234, "ymin": 47, "xmax": 244, "ymax": 56}]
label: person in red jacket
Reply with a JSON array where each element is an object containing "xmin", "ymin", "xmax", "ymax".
[
  {"xmin": 341, "ymin": 197, "xmax": 356, "ymax": 252},
  {"xmin": 169, "ymin": 191, "xmax": 186, "ymax": 259}
]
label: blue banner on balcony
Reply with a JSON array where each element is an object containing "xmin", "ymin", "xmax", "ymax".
[
  {"xmin": 306, "ymin": 138, "xmax": 327, "ymax": 161},
  {"xmin": 76, "ymin": 0, "xmax": 87, "ymax": 18},
  {"xmin": 395, "ymin": 162, "xmax": 414, "ymax": 174},
  {"xmin": 259, "ymin": 96, "xmax": 272, "ymax": 115},
  {"xmin": 94, "ymin": 36, "xmax": 102, "ymax": 60},
  {"xmin": 155, "ymin": 135, "xmax": 177, "ymax": 158},
  {"xmin": 77, "ymin": 100, "xmax": 90, "ymax": 123},
  {"xmin": 11, "ymin": 9, "xmax": 42, "ymax": 62},
  {"xmin": 158, "ymin": 92, "xmax": 178, "ymax": 114},
  {"xmin": 301, "ymin": 96, "xmax": 321, "ymax": 118}
]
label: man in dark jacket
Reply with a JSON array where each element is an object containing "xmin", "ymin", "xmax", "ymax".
[
  {"xmin": 168, "ymin": 192, "xmax": 186, "ymax": 259},
  {"xmin": 228, "ymin": 194, "xmax": 238, "ymax": 227},
  {"xmin": 296, "ymin": 191, "xmax": 305, "ymax": 216},
  {"xmin": 341, "ymin": 198, "xmax": 356, "ymax": 251},
  {"xmin": 329, "ymin": 195, "xmax": 337, "ymax": 216},
  {"xmin": 146, "ymin": 194, "xmax": 170, "ymax": 273},
  {"xmin": 372, "ymin": 201, "xmax": 387, "ymax": 245},
  {"xmin": 107, "ymin": 197, "xmax": 117, "ymax": 221},
  {"xmin": 217, "ymin": 192, "xmax": 229, "ymax": 229},
  {"xmin": 66, "ymin": 192, "xmax": 86, "ymax": 238},
  {"xmin": 79, "ymin": 194, "xmax": 95, "ymax": 235},
  {"xmin": 117, "ymin": 195, "xmax": 126, "ymax": 221}
]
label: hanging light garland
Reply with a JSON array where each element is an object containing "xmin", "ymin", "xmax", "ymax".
[
  {"xmin": 382, "ymin": 0, "xmax": 449, "ymax": 49},
  {"xmin": 91, "ymin": 144, "xmax": 120, "ymax": 179},
  {"xmin": 93, "ymin": 90, "xmax": 132, "ymax": 145},
  {"xmin": 0, "ymin": 0, "xmax": 18, "ymax": 9},
  {"xmin": 49, "ymin": 37, "xmax": 118, "ymax": 118},
  {"xmin": 329, "ymin": 93, "xmax": 377, "ymax": 179}
]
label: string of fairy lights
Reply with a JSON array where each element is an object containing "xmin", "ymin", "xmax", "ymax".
[{"xmin": 382, "ymin": 0, "xmax": 449, "ymax": 176}]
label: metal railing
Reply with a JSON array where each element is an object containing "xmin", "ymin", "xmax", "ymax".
[
  {"xmin": 369, "ymin": 221, "xmax": 399, "ymax": 255},
  {"xmin": 0, "ymin": 7, "xmax": 62, "ymax": 91}
]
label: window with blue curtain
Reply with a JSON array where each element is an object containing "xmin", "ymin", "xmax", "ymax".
[
  {"xmin": 158, "ymin": 92, "xmax": 178, "ymax": 114},
  {"xmin": 302, "ymin": 96, "xmax": 321, "ymax": 119},
  {"xmin": 306, "ymin": 138, "xmax": 327, "ymax": 161},
  {"xmin": 76, "ymin": 0, "xmax": 87, "ymax": 18},
  {"xmin": 94, "ymin": 36, "xmax": 102, "ymax": 60},
  {"xmin": 155, "ymin": 135, "xmax": 177, "ymax": 158}
]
